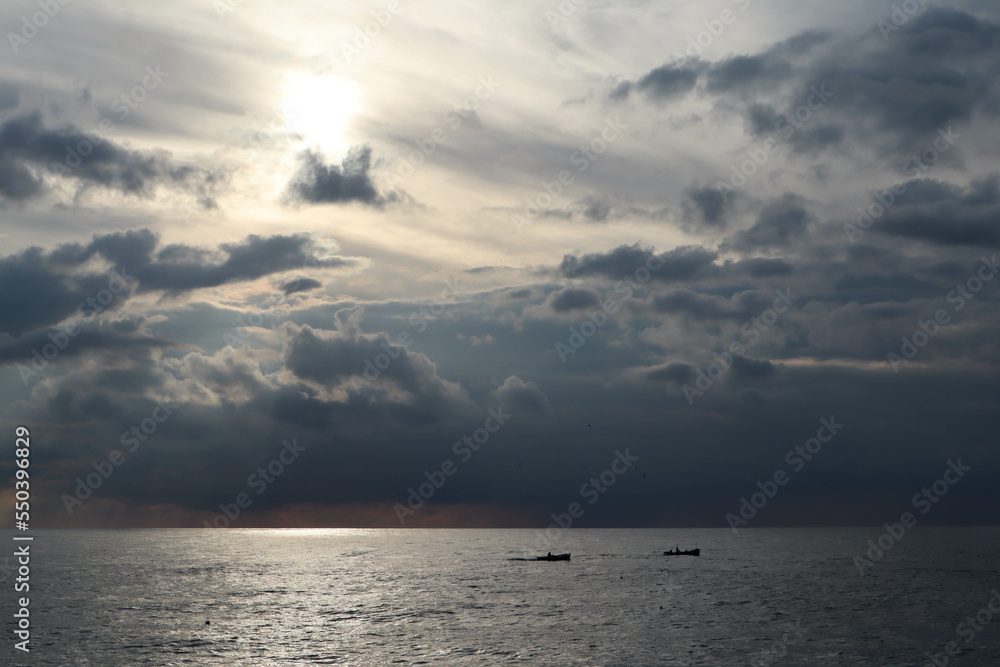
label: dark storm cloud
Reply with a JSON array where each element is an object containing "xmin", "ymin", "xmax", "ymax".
[
  {"xmin": 705, "ymin": 54, "xmax": 789, "ymax": 94},
  {"xmin": 612, "ymin": 9, "xmax": 1000, "ymax": 160},
  {"xmin": 0, "ymin": 113, "xmax": 215, "ymax": 202},
  {"xmin": 645, "ymin": 362, "xmax": 696, "ymax": 384},
  {"xmin": 547, "ymin": 287, "xmax": 601, "ymax": 312},
  {"xmin": 493, "ymin": 375, "xmax": 552, "ymax": 420},
  {"xmin": 705, "ymin": 31, "xmax": 830, "ymax": 93},
  {"xmin": 504, "ymin": 287, "xmax": 534, "ymax": 300},
  {"xmin": 725, "ymin": 194, "xmax": 812, "ymax": 250},
  {"xmin": 559, "ymin": 244, "xmax": 717, "ymax": 283},
  {"xmin": 729, "ymin": 355, "xmax": 776, "ymax": 379},
  {"xmin": 281, "ymin": 278, "xmax": 323, "ymax": 295},
  {"xmin": 137, "ymin": 234, "xmax": 352, "ymax": 295},
  {"xmin": 727, "ymin": 257, "xmax": 794, "ymax": 278},
  {"xmin": 285, "ymin": 145, "xmax": 397, "ymax": 205},
  {"xmin": 874, "ymin": 174, "xmax": 1000, "ymax": 246},
  {"xmin": 775, "ymin": 9, "xmax": 1000, "ymax": 155},
  {"xmin": 611, "ymin": 31, "xmax": 829, "ymax": 103},
  {"xmin": 0, "ymin": 229, "xmax": 354, "ymax": 336},
  {"xmin": 0, "ymin": 246, "xmax": 134, "ymax": 337},
  {"xmin": 7, "ymin": 2, "xmax": 1000, "ymax": 530},
  {"xmin": 649, "ymin": 287, "xmax": 774, "ymax": 322},
  {"xmin": 684, "ymin": 183, "xmax": 734, "ymax": 228},
  {"xmin": 0, "ymin": 324, "xmax": 170, "ymax": 364},
  {"xmin": 283, "ymin": 325, "xmax": 464, "ymax": 415},
  {"xmin": 610, "ymin": 61, "xmax": 702, "ymax": 101}
]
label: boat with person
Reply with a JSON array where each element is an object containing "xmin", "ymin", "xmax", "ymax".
[
  {"xmin": 663, "ymin": 547, "xmax": 700, "ymax": 557},
  {"xmin": 536, "ymin": 552, "xmax": 571, "ymax": 561}
]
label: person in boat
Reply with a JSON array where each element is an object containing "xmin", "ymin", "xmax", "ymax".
[{"xmin": 547, "ymin": 552, "xmax": 552, "ymax": 558}]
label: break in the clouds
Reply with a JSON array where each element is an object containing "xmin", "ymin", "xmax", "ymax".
[{"xmin": 0, "ymin": 0, "xmax": 997, "ymax": 528}]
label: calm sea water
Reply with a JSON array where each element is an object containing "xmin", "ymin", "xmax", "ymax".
[{"xmin": 2, "ymin": 528, "xmax": 999, "ymax": 666}]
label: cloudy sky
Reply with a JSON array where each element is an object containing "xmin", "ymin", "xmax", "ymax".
[{"xmin": 1, "ymin": 0, "xmax": 998, "ymax": 528}]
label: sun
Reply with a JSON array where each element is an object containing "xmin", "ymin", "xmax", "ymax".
[{"xmin": 282, "ymin": 72, "xmax": 360, "ymax": 156}]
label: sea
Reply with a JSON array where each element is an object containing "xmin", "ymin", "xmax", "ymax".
[{"xmin": 2, "ymin": 527, "xmax": 999, "ymax": 666}]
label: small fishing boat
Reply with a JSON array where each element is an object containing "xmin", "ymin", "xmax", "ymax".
[
  {"xmin": 663, "ymin": 548, "xmax": 700, "ymax": 557},
  {"xmin": 536, "ymin": 553, "xmax": 571, "ymax": 561}
]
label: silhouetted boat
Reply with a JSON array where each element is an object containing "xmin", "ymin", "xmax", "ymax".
[
  {"xmin": 536, "ymin": 553, "xmax": 571, "ymax": 561},
  {"xmin": 663, "ymin": 548, "xmax": 700, "ymax": 557}
]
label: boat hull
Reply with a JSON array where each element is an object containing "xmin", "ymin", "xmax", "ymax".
[{"xmin": 663, "ymin": 549, "xmax": 700, "ymax": 557}]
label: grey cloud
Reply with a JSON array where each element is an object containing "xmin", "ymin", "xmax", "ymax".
[
  {"xmin": 0, "ymin": 113, "xmax": 215, "ymax": 202},
  {"xmin": 283, "ymin": 325, "xmax": 465, "ymax": 416},
  {"xmin": 684, "ymin": 183, "xmax": 733, "ymax": 228},
  {"xmin": 611, "ymin": 61, "xmax": 702, "ymax": 101},
  {"xmin": 548, "ymin": 287, "xmax": 601, "ymax": 312},
  {"xmin": 645, "ymin": 362, "xmax": 696, "ymax": 384},
  {"xmin": 649, "ymin": 287, "xmax": 773, "ymax": 322},
  {"xmin": 727, "ymin": 257, "xmax": 794, "ymax": 278},
  {"xmin": 876, "ymin": 174, "xmax": 1000, "ymax": 246},
  {"xmin": 0, "ymin": 229, "xmax": 353, "ymax": 336},
  {"xmin": 729, "ymin": 355, "xmax": 776, "ymax": 379},
  {"xmin": 493, "ymin": 375, "xmax": 552, "ymax": 420},
  {"xmin": 559, "ymin": 244, "xmax": 717, "ymax": 283},
  {"xmin": 282, "ymin": 278, "xmax": 323, "ymax": 295},
  {"xmin": 798, "ymin": 9, "xmax": 1000, "ymax": 154},
  {"xmin": 0, "ymin": 324, "xmax": 171, "ymax": 365},
  {"xmin": 725, "ymin": 194, "xmax": 812, "ymax": 250},
  {"xmin": 285, "ymin": 145, "xmax": 396, "ymax": 206}
]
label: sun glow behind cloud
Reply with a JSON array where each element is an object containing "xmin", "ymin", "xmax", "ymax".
[{"xmin": 282, "ymin": 72, "xmax": 360, "ymax": 157}]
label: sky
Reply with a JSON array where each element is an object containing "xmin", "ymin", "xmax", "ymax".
[{"xmin": 0, "ymin": 0, "xmax": 998, "ymax": 528}]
